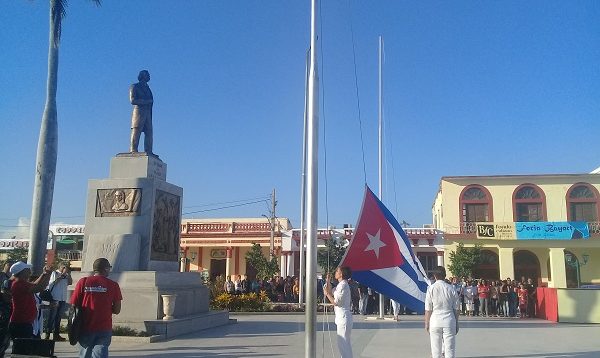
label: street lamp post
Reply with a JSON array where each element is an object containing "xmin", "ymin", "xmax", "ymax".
[{"xmin": 565, "ymin": 252, "xmax": 590, "ymax": 288}]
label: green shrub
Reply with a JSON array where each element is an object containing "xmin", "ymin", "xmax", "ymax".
[
  {"xmin": 112, "ymin": 325, "xmax": 150, "ymax": 337},
  {"xmin": 210, "ymin": 292, "xmax": 270, "ymax": 312}
]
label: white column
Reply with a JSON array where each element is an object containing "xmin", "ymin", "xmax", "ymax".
[
  {"xmin": 287, "ymin": 253, "xmax": 295, "ymax": 277},
  {"xmin": 437, "ymin": 251, "xmax": 444, "ymax": 267},
  {"xmin": 225, "ymin": 247, "xmax": 232, "ymax": 280},
  {"xmin": 549, "ymin": 248, "xmax": 567, "ymax": 288},
  {"xmin": 499, "ymin": 248, "xmax": 515, "ymax": 280},
  {"xmin": 280, "ymin": 253, "xmax": 287, "ymax": 277}
]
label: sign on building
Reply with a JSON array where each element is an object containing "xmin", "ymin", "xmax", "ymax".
[{"xmin": 476, "ymin": 222, "xmax": 589, "ymax": 240}]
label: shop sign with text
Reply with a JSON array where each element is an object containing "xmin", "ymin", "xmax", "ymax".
[{"xmin": 475, "ymin": 222, "xmax": 589, "ymax": 240}]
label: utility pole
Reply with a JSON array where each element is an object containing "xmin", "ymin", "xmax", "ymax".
[{"xmin": 270, "ymin": 188, "xmax": 276, "ymax": 259}]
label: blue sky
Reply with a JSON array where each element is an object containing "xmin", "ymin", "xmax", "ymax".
[{"xmin": 1, "ymin": 1, "xmax": 600, "ymax": 238}]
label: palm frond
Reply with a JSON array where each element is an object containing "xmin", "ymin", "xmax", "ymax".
[
  {"xmin": 50, "ymin": 0, "xmax": 67, "ymax": 46},
  {"xmin": 50, "ymin": 0, "xmax": 101, "ymax": 47}
]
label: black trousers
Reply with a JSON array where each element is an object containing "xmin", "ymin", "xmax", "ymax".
[{"xmin": 8, "ymin": 322, "xmax": 33, "ymax": 340}]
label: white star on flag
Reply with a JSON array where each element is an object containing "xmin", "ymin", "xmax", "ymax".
[{"xmin": 364, "ymin": 229, "xmax": 386, "ymax": 258}]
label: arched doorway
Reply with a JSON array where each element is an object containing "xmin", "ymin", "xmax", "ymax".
[
  {"xmin": 564, "ymin": 250, "xmax": 580, "ymax": 288},
  {"xmin": 473, "ymin": 250, "xmax": 500, "ymax": 280},
  {"xmin": 514, "ymin": 250, "xmax": 541, "ymax": 282}
]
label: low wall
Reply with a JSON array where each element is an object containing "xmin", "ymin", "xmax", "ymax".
[
  {"xmin": 537, "ymin": 287, "xmax": 600, "ymax": 323},
  {"xmin": 556, "ymin": 288, "xmax": 600, "ymax": 324}
]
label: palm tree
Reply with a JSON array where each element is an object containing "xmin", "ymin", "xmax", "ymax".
[{"xmin": 29, "ymin": 0, "xmax": 101, "ymax": 274}]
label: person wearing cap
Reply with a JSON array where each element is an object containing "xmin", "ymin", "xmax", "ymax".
[
  {"xmin": 71, "ymin": 258, "xmax": 122, "ymax": 358},
  {"xmin": 8, "ymin": 261, "xmax": 53, "ymax": 340}
]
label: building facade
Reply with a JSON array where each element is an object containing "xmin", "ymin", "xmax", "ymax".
[
  {"xmin": 433, "ymin": 174, "xmax": 600, "ymax": 288},
  {"xmin": 181, "ymin": 218, "xmax": 445, "ymax": 280},
  {"xmin": 180, "ymin": 218, "xmax": 292, "ymax": 279}
]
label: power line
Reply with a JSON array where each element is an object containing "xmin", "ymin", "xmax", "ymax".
[
  {"xmin": 182, "ymin": 199, "xmax": 268, "ymax": 216},
  {"xmin": 183, "ymin": 195, "xmax": 270, "ymax": 209}
]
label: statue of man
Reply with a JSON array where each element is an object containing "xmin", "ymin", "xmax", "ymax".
[{"xmin": 130, "ymin": 70, "xmax": 153, "ymax": 153}]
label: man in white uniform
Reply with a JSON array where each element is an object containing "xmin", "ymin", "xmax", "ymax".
[
  {"xmin": 324, "ymin": 266, "xmax": 353, "ymax": 358},
  {"xmin": 425, "ymin": 266, "xmax": 460, "ymax": 358}
]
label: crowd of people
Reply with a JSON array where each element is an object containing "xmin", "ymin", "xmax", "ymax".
[
  {"xmin": 449, "ymin": 276, "xmax": 538, "ymax": 318},
  {"xmin": 217, "ymin": 272, "xmax": 539, "ymax": 320},
  {"xmin": 222, "ymin": 274, "xmax": 302, "ymax": 303}
]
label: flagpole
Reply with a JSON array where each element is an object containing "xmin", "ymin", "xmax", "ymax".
[
  {"xmin": 377, "ymin": 35, "xmax": 385, "ymax": 320},
  {"xmin": 305, "ymin": 0, "xmax": 319, "ymax": 356},
  {"xmin": 299, "ymin": 48, "xmax": 310, "ymax": 306}
]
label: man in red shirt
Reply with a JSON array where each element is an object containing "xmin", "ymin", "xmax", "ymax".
[
  {"xmin": 8, "ymin": 261, "xmax": 53, "ymax": 339},
  {"xmin": 71, "ymin": 258, "xmax": 122, "ymax": 358}
]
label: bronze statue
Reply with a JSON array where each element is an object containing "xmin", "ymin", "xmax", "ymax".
[{"xmin": 130, "ymin": 70, "xmax": 153, "ymax": 153}]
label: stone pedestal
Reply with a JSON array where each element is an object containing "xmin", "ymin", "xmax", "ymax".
[
  {"xmin": 77, "ymin": 152, "xmax": 230, "ymax": 340},
  {"xmin": 82, "ymin": 153, "xmax": 182, "ymax": 272},
  {"xmin": 71, "ymin": 271, "xmax": 230, "ymax": 338}
]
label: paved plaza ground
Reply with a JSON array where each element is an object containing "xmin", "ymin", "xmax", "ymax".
[{"xmin": 49, "ymin": 314, "xmax": 599, "ymax": 358}]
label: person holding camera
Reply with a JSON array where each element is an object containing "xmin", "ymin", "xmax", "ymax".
[
  {"xmin": 44, "ymin": 264, "xmax": 72, "ymax": 341},
  {"xmin": 8, "ymin": 262, "xmax": 53, "ymax": 340}
]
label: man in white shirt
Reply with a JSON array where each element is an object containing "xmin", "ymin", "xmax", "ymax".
[
  {"xmin": 44, "ymin": 264, "xmax": 72, "ymax": 341},
  {"xmin": 324, "ymin": 266, "xmax": 353, "ymax": 358},
  {"xmin": 425, "ymin": 266, "xmax": 460, "ymax": 358}
]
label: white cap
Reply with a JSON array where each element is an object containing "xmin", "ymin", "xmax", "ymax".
[{"xmin": 9, "ymin": 261, "xmax": 32, "ymax": 276}]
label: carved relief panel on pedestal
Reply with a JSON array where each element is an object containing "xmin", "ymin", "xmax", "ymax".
[
  {"xmin": 151, "ymin": 190, "xmax": 181, "ymax": 261},
  {"xmin": 96, "ymin": 188, "xmax": 142, "ymax": 217}
]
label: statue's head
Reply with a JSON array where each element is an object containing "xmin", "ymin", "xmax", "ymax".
[
  {"xmin": 138, "ymin": 70, "xmax": 150, "ymax": 82},
  {"xmin": 114, "ymin": 190, "xmax": 125, "ymax": 202}
]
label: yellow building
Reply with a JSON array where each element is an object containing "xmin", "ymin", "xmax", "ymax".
[{"xmin": 433, "ymin": 174, "xmax": 600, "ymax": 288}]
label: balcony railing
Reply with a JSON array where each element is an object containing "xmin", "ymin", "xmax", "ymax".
[{"xmin": 56, "ymin": 250, "xmax": 82, "ymax": 261}]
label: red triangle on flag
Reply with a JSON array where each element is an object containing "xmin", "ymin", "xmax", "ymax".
[{"xmin": 342, "ymin": 187, "xmax": 404, "ymax": 271}]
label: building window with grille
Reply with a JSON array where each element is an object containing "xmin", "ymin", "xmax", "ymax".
[
  {"xmin": 459, "ymin": 185, "xmax": 493, "ymax": 233},
  {"xmin": 513, "ymin": 184, "xmax": 546, "ymax": 222},
  {"xmin": 567, "ymin": 183, "xmax": 599, "ymax": 222}
]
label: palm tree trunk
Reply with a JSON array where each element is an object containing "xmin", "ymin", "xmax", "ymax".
[{"xmin": 29, "ymin": 0, "xmax": 59, "ymax": 274}]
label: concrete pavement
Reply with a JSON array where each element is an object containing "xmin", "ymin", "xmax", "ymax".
[{"xmin": 49, "ymin": 314, "xmax": 600, "ymax": 357}]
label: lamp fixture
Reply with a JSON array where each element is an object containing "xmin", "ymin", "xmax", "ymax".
[{"xmin": 582, "ymin": 254, "xmax": 590, "ymax": 265}]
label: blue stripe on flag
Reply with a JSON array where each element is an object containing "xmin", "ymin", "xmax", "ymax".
[
  {"xmin": 398, "ymin": 263, "xmax": 430, "ymax": 292},
  {"xmin": 353, "ymin": 270, "xmax": 426, "ymax": 314}
]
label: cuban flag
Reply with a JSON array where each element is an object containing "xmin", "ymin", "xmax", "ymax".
[{"xmin": 341, "ymin": 186, "xmax": 430, "ymax": 313}]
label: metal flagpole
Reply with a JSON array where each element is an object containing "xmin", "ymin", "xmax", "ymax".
[
  {"xmin": 305, "ymin": 0, "xmax": 319, "ymax": 356},
  {"xmin": 378, "ymin": 35, "xmax": 385, "ymax": 320},
  {"xmin": 299, "ymin": 48, "xmax": 310, "ymax": 306}
]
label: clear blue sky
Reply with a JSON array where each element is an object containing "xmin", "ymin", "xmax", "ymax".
[{"xmin": 1, "ymin": 1, "xmax": 600, "ymax": 238}]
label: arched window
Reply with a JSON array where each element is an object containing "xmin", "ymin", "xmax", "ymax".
[
  {"xmin": 513, "ymin": 184, "xmax": 546, "ymax": 222},
  {"xmin": 459, "ymin": 185, "xmax": 493, "ymax": 224},
  {"xmin": 566, "ymin": 183, "xmax": 599, "ymax": 222}
]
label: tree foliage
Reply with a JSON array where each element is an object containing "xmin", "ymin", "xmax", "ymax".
[
  {"xmin": 317, "ymin": 236, "xmax": 348, "ymax": 278},
  {"xmin": 244, "ymin": 243, "xmax": 279, "ymax": 279},
  {"xmin": 447, "ymin": 243, "xmax": 482, "ymax": 278},
  {"xmin": 4, "ymin": 248, "xmax": 28, "ymax": 265}
]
